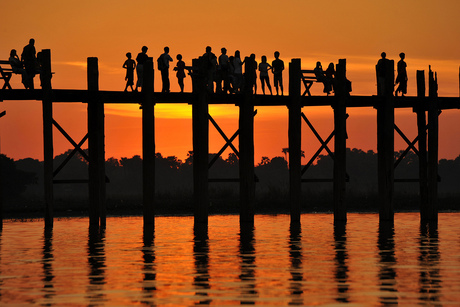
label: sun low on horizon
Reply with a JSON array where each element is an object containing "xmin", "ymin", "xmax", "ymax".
[{"xmin": 1, "ymin": 0, "xmax": 460, "ymax": 163}]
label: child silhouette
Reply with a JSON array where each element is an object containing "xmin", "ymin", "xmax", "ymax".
[
  {"xmin": 174, "ymin": 54, "xmax": 186, "ymax": 93},
  {"xmin": 123, "ymin": 52, "xmax": 136, "ymax": 92}
]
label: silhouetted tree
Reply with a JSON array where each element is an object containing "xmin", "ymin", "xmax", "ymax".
[
  {"xmin": 282, "ymin": 148, "xmax": 289, "ymax": 161},
  {"xmin": 1, "ymin": 154, "xmax": 36, "ymax": 199}
]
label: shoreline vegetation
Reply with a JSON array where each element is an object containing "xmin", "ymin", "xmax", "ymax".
[{"xmin": 2, "ymin": 147, "xmax": 460, "ymax": 221}]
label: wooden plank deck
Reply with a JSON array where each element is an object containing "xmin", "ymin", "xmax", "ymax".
[{"xmin": 1, "ymin": 89, "xmax": 459, "ymax": 109}]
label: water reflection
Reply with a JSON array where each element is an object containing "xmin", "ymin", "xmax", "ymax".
[
  {"xmin": 87, "ymin": 226, "xmax": 106, "ymax": 305},
  {"xmin": 142, "ymin": 227, "xmax": 156, "ymax": 306},
  {"xmin": 333, "ymin": 222, "xmax": 349, "ymax": 303},
  {"xmin": 419, "ymin": 222, "xmax": 441, "ymax": 303},
  {"xmin": 0, "ymin": 229, "xmax": 2, "ymax": 301},
  {"xmin": 42, "ymin": 228, "xmax": 55, "ymax": 305},
  {"xmin": 239, "ymin": 222, "xmax": 257, "ymax": 304},
  {"xmin": 288, "ymin": 222, "xmax": 303, "ymax": 306},
  {"xmin": 378, "ymin": 221, "xmax": 398, "ymax": 305},
  {"xmin": 193, "ymin": 224, "xmax": 211, "ymax": 305}
]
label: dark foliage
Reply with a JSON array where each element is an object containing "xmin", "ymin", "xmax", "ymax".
[{"xmin": 2, "ymin": 148, "xmax": 460, "ymax": 214}]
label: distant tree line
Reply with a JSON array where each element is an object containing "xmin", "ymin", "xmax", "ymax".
[{"xmin": 2, "ymin": 148, "xmax": 460, "ymax": 214}]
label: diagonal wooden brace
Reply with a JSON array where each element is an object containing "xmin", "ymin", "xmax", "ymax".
[
  {"xmin": 52, "ymin": 119, "xmax": 89, "ymax": 177},
  {"xmin": 208, "ymin": 110, "xmax": 257, "ymax": 168}
]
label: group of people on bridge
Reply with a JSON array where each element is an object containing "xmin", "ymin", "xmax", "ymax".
[
  {"xmin": 5, "ymin": 39, "xmax": 407, "ymax": 97},
  {"xmin": 124, "ymin": 46, "xmax": 288, "ymax": 96}
]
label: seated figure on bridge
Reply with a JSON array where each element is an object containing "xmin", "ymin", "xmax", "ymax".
[
  {"xmin": 8, "ymin": 49, "xmax": 27, "ymax": 88},
  {"xmin": 314, "ymin": 61, "xmax": 333, "ymax": 95}
]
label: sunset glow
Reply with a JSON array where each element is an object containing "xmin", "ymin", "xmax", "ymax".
[{"xmin": 1, "ymin": 0, "xmax": 459, "ymax": 163}]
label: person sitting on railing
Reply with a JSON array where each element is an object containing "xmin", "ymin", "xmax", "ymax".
[
  {"xmin": 8, "ymin": 49, "xmax": 27, "ymax": 88},
  {"xmin": 314, "ymin": 61, "xmax": 332, "ymax": 95},
  {"xmin": 325, "ymin": 62, "xmax": 335, "ymax": 94}
]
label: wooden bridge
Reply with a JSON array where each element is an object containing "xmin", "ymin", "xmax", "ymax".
[{"xmin": 1, "ymin": 49, "xmax": 459, "ymax": 230}]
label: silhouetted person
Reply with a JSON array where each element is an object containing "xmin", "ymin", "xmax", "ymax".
[
  {"xmin": 376, "ymin": 52, "xmax": 390, "ymax": 96},
  {"xmin": 228, "ymin": 55, "xmax": 235, "ymax": 93},
  {"xmin": 314, "ymin": 61, "xmax": 333, "ymax": 95},
  {"xmin": 395, "ymin": 52, "xmax": 407, "ymax": 97},
  {"xmin": 135, "ymin": 46, "xmax": 148, "ymax": 92},
  {"xmin": 272, "ymin": 51, "xmax": 284, "ymax": 95},
  {"xmin": 9, "ymin": 49, "xmax": 27, "ymax": 88},
  {"xmin": 248, "ymin": 53, "xmax": 258, "ymax": 94},
  {"xmin": 21, "ymin": 38, "xmax": 36, "ymax": 89},
  {"xmin": 158, "ymin": 46, "xmax": 173, "ymax": 93},
  {"xmin": 202, "ymin": 46, "xmax": 217, "ymax": 93},
  {"xmin": 217, "ymin": 47, "xmax": 230, "ymax": 93},
  {"xmin": 232, "ymin": 50, "xmax": 244, "ymax": 93},
  {"xmin": 173, "ymin": 54, "xmax": 186, "ymax": 93},
  {"xmin": 123, "ymin": 52, "xmax": 136, "ymax": 92},
  {"xmin": 259, "ymin": 55, "xmax": 272, "ymax": 95},
  {"xmin": 325, "ymin": 62, "xmax": 335, "ymax": 94}
]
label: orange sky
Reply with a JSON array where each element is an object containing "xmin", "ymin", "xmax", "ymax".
[{"xmin": 1, "ymin": 0, "xmax": 460, "ymax": 163}]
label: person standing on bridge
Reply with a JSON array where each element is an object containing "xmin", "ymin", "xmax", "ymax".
[
  {"xmin": 248, "ymin": 53, "xmax": 258, "ymax": 94},
  {"xmin": 123, "ymin": 52, "xmax": 136, "ymax": 92},
  {"xmin": 173, "ymin": 54, "xmax": 186, "ymax": 93},
  {"xmin": 21, "ymin": 38, "xmax": 36, "ymax": 89},
  {"xmin": 272, "ymin": 51, "xmax": 284, "ymax": 95},
  {"xmin": 395, "ymin": 52, "xmax": 407, "ymax": 97},
  {"xmin": 259, "ymin": 55, "xmax": 273, "ymax": 95},
  {"xmin": 134, "ymin": 46, "xmax": 148, "ymax": 92},
  {"xmin": 232, "ymin": 50, "xmax": 244, "ymax": 93},
  {"xmin": 158, "ymin": 46, "xmax": 173, "ymax": 93},
  {"xmin": 217, "ymin": 48, "xmax": 230, "ymax": 94},
  {"xmin": 376, "ymin": 52, "xmax": 391, "ymax": 96},
  {"xmin": 202, "ymin": 46, "xmax": 217, "ymax": 93}
]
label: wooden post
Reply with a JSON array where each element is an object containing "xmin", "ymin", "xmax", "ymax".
[
  {"xmin": 333, "ymin": 59, "xmax": 348, "ymax": 222},
  {"xmin": 192, "ymin": 58, "xmax": 209, "ymax": 224},
  {"xmin": 288, "ymin": 59, "xmax": 301, "ymax": 223},
  {"xmin": 87, "ymin": 57, "xmax": 106, "ymax": 228},
  {"xmin": 142, "ymin": 58, "xmax": 155, "ymax": 228},
  {"xmin": 426, "ymin": 66, "xmax": 438, "ymax": 222},
  {"xmin": 416, "ymin": 70, "xmax": 428, "ymax": 219},
  {"xmin": 0, "ymin": 117, "xmax": 2, "ymax": 230},
  {"xmin": 377, "ymin": 60, "xmax": 395, "ymax": 222},
  {"xmin": 41, "ymin": 49, "xmax": 54, "ymax": 229},
  {"xmin": 239, "ymin": 58, "xmax": 255, "ymax": 223}
]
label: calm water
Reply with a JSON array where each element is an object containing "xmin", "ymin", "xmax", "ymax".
[{"xmin": 0, "ymin": 213, "xmax": 459, "ymax": 306}]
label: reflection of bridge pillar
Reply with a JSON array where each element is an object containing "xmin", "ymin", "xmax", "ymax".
[
  {"xmin": 289, "ymin": 59, "xmax": 301, "ymax": 223},
  {"xmin": 192, "ymin": 58, "xmax": 209, "ymax": 225},
  {"xmin": 377, "ymin": 60, "xmax": 395, "ymax": 222},
  {"xmin": 41, "ymin": 49, "xmax": 54, "ymax": 229},
  {"xmin": 142, "ymin": 58, "xmax": 155, "ymax": 229},
  {"xmin": 87, "ymin": 57, "xmax": 106, "ymax": 228},
  {"xmin": 239, "ymin": 59, "xmax": 255, "ymax": 223}
]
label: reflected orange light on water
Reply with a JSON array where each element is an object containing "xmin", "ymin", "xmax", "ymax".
[{"xmin": 1, "ymin": 214, "xmax": 460, "ymax": 305}]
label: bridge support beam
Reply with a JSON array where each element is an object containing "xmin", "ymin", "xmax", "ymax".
[
  {"xmin": 377, "ymin": 60, "xmax": 395, "ymax": 222},
  {"xmin": 239, "ymin": 58, "xmax": 256, "ymax": 224},
  {"xmin": 333, "ymin": 59, "xmax": 348, "ymax": 222},
  {"xmin": 426, "ymin": 67, "xmax": 439, "ymax": 222},
  {"xmin": 416, "ymin": 70, "xmax": 429, "ymax": 220},
  {"xmin": 289, "ymin": 58, "xmax": 302, "ymax": 223},
  {"xmin": 192, "ymin": 58, "xmax": 209, "ymax": 225},
  {"xmin": 142, "ymin": 58, "xmax": 155, "ymax": 229},
  {"xmin": 87, "ymin": 57, "xmax": 106, "ymax": 228},
  {"xmin": 41, "ymin": 49, "xmax": 54, "ymax": 229}
]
